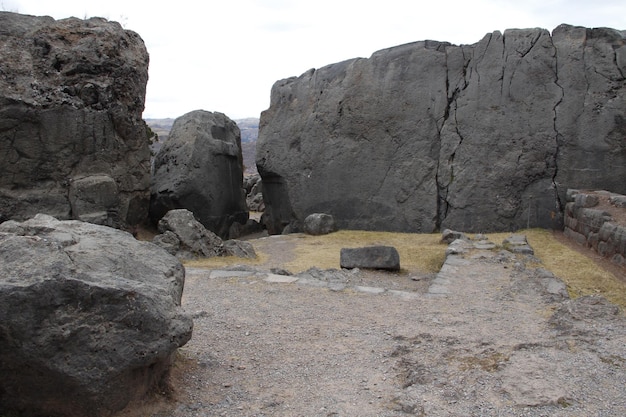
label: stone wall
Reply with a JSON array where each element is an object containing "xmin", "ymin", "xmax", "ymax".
[{"xmin": 564, "ymin": 189, "xmax": 626, "ymax": 267}]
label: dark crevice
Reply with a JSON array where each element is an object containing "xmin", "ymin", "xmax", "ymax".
[
  {"xmin": 500, "ymin": 32, "xmax": 507, "ymax": 97},
  {"xmin": 436, "ymin": 45, "xmax": 471, "ymax": 231},
  {"xmin": 551, "ymin": 35, "xmax": 565, "ymax": 218},
  {"xmin": 517, "ymin": 31, "xmax": 542, "ymax": 58}
]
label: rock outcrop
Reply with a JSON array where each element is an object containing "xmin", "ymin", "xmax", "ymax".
[
  {"xmin": 150, "ymin": 110, "xmax": 248, "ymax": 238},
  {"xmin": 0, "ymin": 214, "xmax": 192, "ymax": 417},
  {"xmin": 0, "ymin": 12, "xmax": 152, "ymax": 228},
  {"xmin": 244, "ymin": 173, "xmax": 265, "ymax": 212},
  {"xmin": 257, "ymin": 24, "xmax": 626, "ymax": 234}
]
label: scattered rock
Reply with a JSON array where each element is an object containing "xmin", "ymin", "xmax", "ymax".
[
  {"xmin": 303, "ymin": 213, "xmax": 338, "ymax": 235},
  {"xmin": 445, "ymin": 239, "xmax": 473, "ymax": 256},
  {"xmin": 502, "ymin": 234, "xmax": 534, "ymax": 255},
  {"xmin": 223, "ymin": 239, "xmax": 257, "ymax": 259},
  {"xmin": 150, "ymin": 110, "xmax": 248, "ymax": 238},
  {"xmin": 340, "ymin": 246, "xmax": 400, "ymax": 271},
  {"xmin": 0, "ymin": 214, "xmax": 192, "ymax": 417},
  {"xmin": 154, "ymin": 209, "xmax": 225, "ymax": 259},
  {"xmin": 441, "ymin": 229, "xmax": 467, "ymax": 244},
  {"xmin": 153, "ymin": 209, "xmax": 258, "ymax": 260}
]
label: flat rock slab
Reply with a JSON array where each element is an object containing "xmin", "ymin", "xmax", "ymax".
[
  {"xmin": 503, "ymin": 234, "xmax": 535, "ymax": 255},
  {"xmin": 209, "ymin": 270, "xmax": 254, "ymax": 279},
  {"xmin": 354, "ymin": 286, "xmax": 386, "ymax": 295},
  {"xmin": 340, "ymin": 246, "xmax": 400, "ymax": 271},
  {"xmin": 264, "ymin": 274, "xmax": 299, "ymax": 283}
]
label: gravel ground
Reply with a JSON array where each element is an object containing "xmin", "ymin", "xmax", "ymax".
[{"xmin": 117, "ymin": 235, "xmax": 626, "ymax": 417}]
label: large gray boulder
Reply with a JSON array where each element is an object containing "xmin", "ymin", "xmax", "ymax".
[
  {"xmin": 150, "ymin": 110, "xmax": 248, "ymax": 238},
  {"xmin": 257, "ymin": 24, "xmax": 626, "ymax": 234},
  {"xmin": 0, "ymin": 12, "xmax": 152, "ymax": 228},
  {"xmin": 0, "ymin": 214, "xmax": 192, "ymax": 417}
]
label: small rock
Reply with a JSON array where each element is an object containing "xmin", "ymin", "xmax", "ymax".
[
  {"xmin": 303, "ymin": 213, "xmax": 338, "ymax": 235},
  {"xmin": 441, "ymin": 229, "xmax": 468, "ymax": 244}
]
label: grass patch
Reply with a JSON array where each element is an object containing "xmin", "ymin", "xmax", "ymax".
[
  {"xmin": 486, "ymin": 229, "xmax": 626, "ymax": 309},
  {"xmin": 284, "ymin": 230, "xmax": 445, "ymax": 274},
  {"xmin": 183, "ymin": 228, "xmax": 625, "ymax": 309},
  {"xmin": 183, "ymin": 230, "xmax": 446, "ymax": 274}
]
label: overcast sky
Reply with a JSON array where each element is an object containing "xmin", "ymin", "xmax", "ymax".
[{"xmin": 3, "ymin": 0, "xmax": 626, "ymax": 120}]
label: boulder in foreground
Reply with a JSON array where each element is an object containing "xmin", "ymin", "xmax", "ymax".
[{"xmin": 0, "ymin": 214, "xmax": 193, "ymax": 417}]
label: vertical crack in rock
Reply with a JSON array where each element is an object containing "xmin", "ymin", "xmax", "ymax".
[
  {"xmin": 436, "ymin": 45, "xmax": 471, "ymax": 230},
  {"xmin": 551, "ymin": 33, "xmax": 565, "ymax": 218},
  {"xmin": 257, "ymin": 25, "xmax": 625, "ymax": 234}
]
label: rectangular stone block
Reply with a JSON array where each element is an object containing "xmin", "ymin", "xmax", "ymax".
[{"xmin": 340, "ymin": 246, "xmax": 400, "ymax": 271}]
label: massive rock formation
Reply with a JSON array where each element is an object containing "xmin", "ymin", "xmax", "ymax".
[
  {"xmin": 0, "ymin": 12, "xmax": 152, "ymax": 228},
  {"xmin": 150, "ymin": 110, "xmax": 248, "ymax": 238},
  {"xmin": 0, "ymin": 214, "xmax": 192, "ymax": 417},
  {"xmin": 257, "ymin": 24, "xmax": 626, "ymax": 234}
]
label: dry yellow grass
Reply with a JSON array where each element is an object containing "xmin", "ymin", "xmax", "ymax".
[
  {"xmin": 184, "ymin": 251, "xmax": 268, "ymax": 269},
  {"xmin": 184, "ymin": 231, "xmax": 446, "ymax": 274},
  {"xmin": 283, "ymin": 230, "xmax": 445, "ymax": 274},
  {"xmin": 487, "ymin": 229, "xmax": 626, "ymax": 308},
  {"xmin": 184, "ymin": 228, "xmax": 625, "ymax": 308}
]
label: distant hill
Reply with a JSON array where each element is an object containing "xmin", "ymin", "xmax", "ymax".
[{"xmin": 145, "ymin": 117, "xmax": 259, "ymax": 174}]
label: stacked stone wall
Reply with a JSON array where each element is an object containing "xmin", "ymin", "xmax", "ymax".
[{"xmin": 564, "ymin": 189, "xmax": 626, "ymax": 267}]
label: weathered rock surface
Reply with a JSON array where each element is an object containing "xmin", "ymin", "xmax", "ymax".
[
  {"xmin": 0, "ymin": 214, "xmax": 192, "ymax": 417},
  {"xmin": 244, "ymin": 173, "xmax": 264, "ymax": 212},
  {"xmin": 0, "ymin": 12, "xmax": 152, "ymax": 228},
  {"xmin": 150, "ymin": 110, "xmax": 248, "ymax": 238},
  {"xmin": 340, "ymin": 246, "xmax": 401, "ymax": 271},
  {"xmin": 257, "ymin": 24, "xmax": 626, "ymax": 234}
]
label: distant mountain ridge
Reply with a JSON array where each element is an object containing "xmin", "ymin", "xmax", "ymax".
[{"xmin": 145, "ymin": 117, "xmax": 259, "ymax": 174}]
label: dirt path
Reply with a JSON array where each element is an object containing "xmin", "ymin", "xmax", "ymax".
[{"xmin": 118, "ymin": 236, "xmax": 626, "ymax": 417}]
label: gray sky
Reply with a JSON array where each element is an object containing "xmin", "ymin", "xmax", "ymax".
[{"xmin": 3, "ymin": 0, "xmax": 625, "ymax": 119}]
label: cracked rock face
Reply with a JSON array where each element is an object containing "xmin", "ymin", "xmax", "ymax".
[
  {"xmin": 256, "ymin": 24, "xmax": 626, "ymax": 234},
  {"xmin": 0, "ymin": 12, "xmax": 151, "ymax": 228}
]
